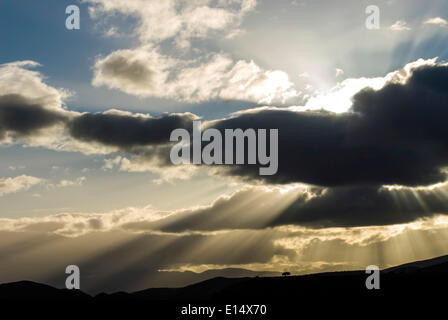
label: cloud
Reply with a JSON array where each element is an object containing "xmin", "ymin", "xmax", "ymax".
[
  {"xmin": 91, "ymin": 48, "xmax": 173, "ymax": 98},
  {"xmin": 8, "ymin": 165, "xmax": 26, "ymax": 171},
  {"xmin": 120, "ymin": 182, "xmax": 448, "ymax": 230},
  {"xmin": 53, "ymin": 176, "xmax": 87, "ymax": 188},
  {"xmin": 0, "ymin": 91, "xmax": 105, "ymax": 155},
  {"xmin": 209, "ymin": 60, "xmax": 448, "ymax": 187},
  {"xmin": 0, "ymin": 61, "xmax": 98, "ymax": 153},
  {"xmin": 92, "ymin": 48, "xmax": 298, "ymax": 104},
  {"xmin": 0, "ymin": 175, "xmax": 43, "ymax": 196},
  {"xmin": 84, "ymin": 0, "xmax": 256, "ymax": 46},
  {"xmin": 300, "ymin": 59, "xmax": 433, "ymax": 113},
  {"xmin": 390, "ymin": 20, "xmax": 411, "ymax": 31},
  {"xmin": 274, "ymin": 183, "xmax": 448, "ymax": 228},
  {"xmin": 103, "ymin": 155, "xmax": 197, "ymax": 183},
  {"xmin": 0, "ymin": 175, "xmax": 88, "ymax": 197},
  {"xmin": 424, "ymin": 17, "xmax": 448, "ymax": 27},
  {"xmin": 0, "ymin": 61, "xmax": 70, "ymax": 111},
  {"xmin": 0, "ymin": 61, "xmax": 192, "ymax": 154},
  {"xmin": 0, "ymin": 61, "xmax": 72, "ymax": 145},
  {"xmin": 4, "ymin": 59, "xmax": 448, "ymax": 188},
  {"xmin": 86, "ymin": 0, "xmax": 298, "ymax": 104},
  {"xmin": 0, "ymin": 61, "xmax": 198, "ymax": 181},
  {"xmin": 0, "ymin": 94, "xmax": 67, "ymax": 140},
  {"xmin": 335, "ymin": 68, "xmax": 344, "ymax": 77},
  {"xmin": 302, "ymin": 76, "xmax": 386, "ymax": 113},
  {"xmin": 3, "ymin": 180, "xmax": 447, "ymax": 235},
  {"xmin": 68, "ymin": 108, "xmax": 197, "ymax": 149},
  {"xmin": 122, "ymin": 186, "xmax": 302, "ymax": 232}
]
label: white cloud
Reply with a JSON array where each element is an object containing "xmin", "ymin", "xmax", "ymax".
[
  {"xmin": 302, "ymin": 77, "xmax": 387, "ymax": 113},
  {"xmin": 0, "ymin": 175, "xmax": 43, "ymax": 197},
  {"xmin": 424, "ymin": 17, "xmax": 448, "ymax": 27},
  {"xmin": 8, "ymin": 165, "xmax": 26, "ymax": 171},
  {"xmin": 0, "ymin": 175, "xmax": 88, "ymax": 197},
  {"xmin": 103, "ymin": 155, "xmax": 197, "ymax": 183},
  {"xmin": 297, "ymin": 58, "xmax": 438, "ymax": 113},
  {"xmin": 390, "ymin": 20, "xmax": 411, "ymax": 31},
  {"xmin": 93, "ymin": 48, "xmax": 298, "ymax": 104},
  {"xmin": 55, "ymin": 176, "xmax": 87, "ymax": 188},
  {"xmin": 0, "ymin": 61, "xmax": 70, "ymax": 111},
  {"xmin": 84, "ymin": 0, "xmax": 256, "ymax": 46},
  {"xmin": 335, "ymin": 68, "xmax": 344, "ymax": 77},
  {"xmin": 86, "ymin": 0, "xmax": 299, "ymax": 104},
  {"xmin": 225, "ymin": 28, "xmax": 246, "ymax": 39}
]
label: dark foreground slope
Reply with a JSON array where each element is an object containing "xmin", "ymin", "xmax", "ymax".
[{"xmin": 2, "ymin": 255, "xmax": 448, "ymax": 318}]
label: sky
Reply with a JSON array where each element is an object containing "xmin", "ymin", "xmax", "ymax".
[{"xmin": 1, "ymin": 0, "xmax": 448, "ymax": 294}]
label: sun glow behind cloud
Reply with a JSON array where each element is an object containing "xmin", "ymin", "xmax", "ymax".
[{"xmin": 294, "ymin": 58, "xmax": 440, "ymax": 114}]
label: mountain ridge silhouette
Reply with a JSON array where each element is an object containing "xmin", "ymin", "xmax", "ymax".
[{"xmin": 2, "ymin": 254, "xmax": 447, "ymax": 317}]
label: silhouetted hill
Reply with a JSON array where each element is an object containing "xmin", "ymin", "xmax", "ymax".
[
  {"xmin": 140, "ymin": 267, "xmax": 279, "ymax": 290},
  {"xmin": 2, "ymin": 255, "xmax": 448, "ymax": 317},
  {"xmin": 0, "ymin": 280, "xmax": 90, "ymax": 301},
  {"xmin": 384, "ymin": 254, "xmax": 448, "ymax": 274},
  {"xmin": 132, "ymin": 277, "xmax": 251, "ymax": 301}
]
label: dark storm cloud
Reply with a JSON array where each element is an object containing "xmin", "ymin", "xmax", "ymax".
[
  {"xmin": 274, "ymin": 185, "xmax": 448, "ymax": 228},
  {"xmin": 0, "ymin": 93, "xmax": 195, "ymax": 151},
  {"xmin": 121, "ymin": 184, "xmax": 448, "ymax": 231},
  {"xmin": 0, "ymin": 94, "xmax": 66, "ymax": 138},
  {"xmin": 68, "ymin": 112, "xmax": 195, "ymax": 149},
  {"xmin": 211, "ymin": 64, "xmax": 448, "ymax": 187}
]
